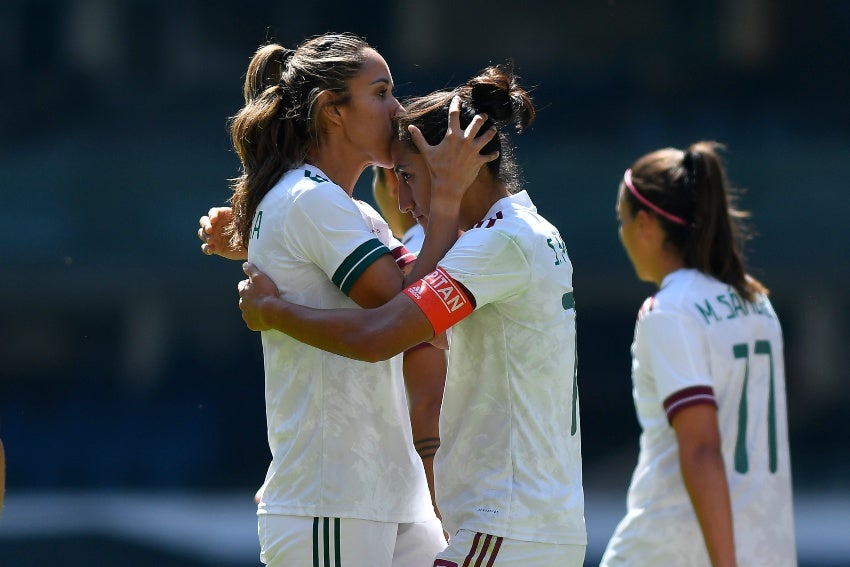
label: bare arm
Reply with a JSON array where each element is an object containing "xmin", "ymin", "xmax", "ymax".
[
  {"xmin": 403, "ymin": 343, "xmax": 447, "ymax": 514},
  {"xmin": 672, "ymin": 404, "xmax": 738, "ymax": 567},
  {"xmin": 239, "ymin": 263, "xmax": 434, "ymax": 362}
]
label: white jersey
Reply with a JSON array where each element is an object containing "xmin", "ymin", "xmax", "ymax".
[
  {"xmin": 602, "ymin": 269, "xmax": 795, "ymax": 566},
  {"xmin": 419, "ymin": 191, "xmax": 586, "ymax": 545},
  {"xmin": 247, "ymin": 164, "xmax": 433, "ymax": 523},
  {"xmin": 401, "ymin": 223, "xmax": 425, "ymax": 254}
]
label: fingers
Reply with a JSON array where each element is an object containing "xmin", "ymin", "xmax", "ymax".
[
  {"xmin": 446, "ymin": 95, "xmax": 462, "ymax": 134},
  {"xmin": 466, "ymin": 114, "xmax": 495, "ymax": 145},
  {"xmin": 408, "ymin": 124, "xmax": 430, "ymax": 156},
  {"xmin": 242, "ymin": 261, "xmax": 258, "ymax": 278},
  {"xmin": 198, "ymin": 215, "xmax": 213, "ymax": 255}
]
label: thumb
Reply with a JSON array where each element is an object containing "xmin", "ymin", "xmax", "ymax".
[{"xmin": 243, "ymin": 261, "xmax": 259, "ymax": 279}]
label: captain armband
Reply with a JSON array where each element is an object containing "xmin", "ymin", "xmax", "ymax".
[{"xmin": 402, "ymin": 267, "xmax": 475, "ymax": 335}]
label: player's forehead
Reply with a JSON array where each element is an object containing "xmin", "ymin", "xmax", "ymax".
[
  {"xmin": 355, "ymin": 48, "xmax": 394, "ymax": 89},
  {"xmin": 390, "ymin": 142, "xmax": 409, "ymax": 168}
]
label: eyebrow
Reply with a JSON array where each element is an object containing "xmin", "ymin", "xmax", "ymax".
[
  {"xmin": 393, "ymin": 162, "xmax": 408, "ymax": 173},
  {"xmin": 371, "ymin": 78, "xmax": 392, "ymax": 87}
]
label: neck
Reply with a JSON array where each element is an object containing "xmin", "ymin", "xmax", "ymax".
[
  {"xmin": 650, "ymin": 252, "xmax": 686, "ymax": 287},
  {"xmin": 460, "ymin": 180, "xmax": 512, "ymax": 230},
  {"xmin": 306, "ymin": 141, "xmax": 368, "ymax": 196}
]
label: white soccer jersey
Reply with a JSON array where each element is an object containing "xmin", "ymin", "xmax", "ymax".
[
  {"xmin": 247, "ymin": 165, "xmax": 432, "ymax": 523},
  {"xmin": 601, "ymin": 268, "xmax": 795, "ymax": 567},
  {"xmin": 411, "ymin": 191, "xmax": 586, "ymax": 545},
  {"xmin": 401, "ymin": 223, "xmax": 425, "ymax": 254}
]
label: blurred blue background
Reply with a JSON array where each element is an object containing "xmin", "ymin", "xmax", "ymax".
[{"xmin": 1, "ymin": 0, "xmax": 848, "ymax": 565}]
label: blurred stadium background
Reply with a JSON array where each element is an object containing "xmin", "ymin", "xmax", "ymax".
[{"xmin": 1, "ymin": 1, "xmax": 848, "ymax": 565}]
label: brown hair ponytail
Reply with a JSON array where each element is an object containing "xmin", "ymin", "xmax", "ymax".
[
  {"xmin": 626, "ymin": 141, "xmax": 767, "ymax": 302},
  {"xmin": 226, "ymin": 33, "xmax": 371, "ymax": 248}
]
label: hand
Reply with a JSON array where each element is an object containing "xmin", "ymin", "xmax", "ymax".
[
  {"xmin": 408, "ymin": 95, "xmax": 499, "ymax": 205},
  {"xmin": 238, "ymin": 262, "xmax": 280, "ymax": 331},
  {"xmin": 198, "ymin": 206, "xmax": 247, "ymax": 260}
]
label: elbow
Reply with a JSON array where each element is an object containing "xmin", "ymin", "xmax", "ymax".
[
  {"xmin": 680, "ymin": 441, "xmax": 724, "ymax": 471},
  {"xmin": 355, "ymin": 343, "xmax": 400, "ymax": 363}
]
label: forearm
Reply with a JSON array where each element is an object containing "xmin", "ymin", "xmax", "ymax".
[
  {"xmin": 680, "ymin": 445, "xmax": 737, "ymax": 567},
  {"xmin": 403, "ymin": 344, "xmax": 446, "ymax": 513},
  {"xmin": 404, "ymin": 192, "xmax": 462, "ymax": 286},
  {"xmin": 256, "ymin": 295, "xmax": 431, "ymax": 362}
]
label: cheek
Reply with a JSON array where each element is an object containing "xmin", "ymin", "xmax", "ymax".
[{"xmin": 411, "ymin": 182, "xmax": 430, "ymax": 210}]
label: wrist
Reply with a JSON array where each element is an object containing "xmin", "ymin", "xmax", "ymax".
[
  {"xmin": 259, "ymin": 295, "xmax": 284, "ymax": 331},
  {"xmin": 428, "ymin": 187, "xmax": 464, "ymax": 216}
]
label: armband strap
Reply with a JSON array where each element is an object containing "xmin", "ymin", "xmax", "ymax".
[
  {"xmin": 403, "ymin": 267, "xmax": 475, "ymax": 335},
  {"xmin": 663, "ymin": 385, "xmax": 717, "ymax": 424}
]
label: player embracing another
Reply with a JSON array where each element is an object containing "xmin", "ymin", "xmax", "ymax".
[{"xmin": 237, "ymin": 63, "xmax": 588, "ymax": 566}]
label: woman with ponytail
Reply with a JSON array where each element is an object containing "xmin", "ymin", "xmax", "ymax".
[
  {"xmin": 601, "ymin": 142, "xmax": 796, "ymax": 566},
  {"xmin": 238, "ymin": 64, "xmax": 587, "ymax": 565},
  {"xmin": 194, "ymin": 33, "xmax": 499, "ymax": 567}
]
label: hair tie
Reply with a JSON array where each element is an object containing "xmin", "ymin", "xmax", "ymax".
[{"xmin": 624, "ymin": 169, "xmax": 688, "ymax": 226}]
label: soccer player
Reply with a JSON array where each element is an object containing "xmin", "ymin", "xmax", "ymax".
[
  {"xmin": 601, "ymin": 142, "xmax": 796, "ymax": 566},
  {"xmin": 237, "ymin": 65, "xmax": 587, "ymax": 566},
  {"xmin": 202, "ymin": 33, "xmax": 493, "ymax": 567}
]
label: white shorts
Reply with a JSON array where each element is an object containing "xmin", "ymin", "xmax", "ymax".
[
  {"xmin": 258, "ymin": 514, "xmax": 447, "ymax": 567},
  {"xmin": 434, "ymin": 530, "xmax": 585, "ymax": 567}
]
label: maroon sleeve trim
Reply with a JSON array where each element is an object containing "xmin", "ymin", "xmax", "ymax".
[
  {"xmin": 392, "ymin": 245, "xmax": 416, "ymax": 269},
  {"xmin": 663, "ymin": 385, "xmax": 717, "ymax": 424}
]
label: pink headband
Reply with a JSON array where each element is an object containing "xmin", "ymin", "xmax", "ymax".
[{"xmin": 624, "ymin": 169, "xmax": 688, "ymax": 226}]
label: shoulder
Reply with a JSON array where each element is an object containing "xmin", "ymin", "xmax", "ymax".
[
  {"xmin": 647, "ymin": 270, "xmax": 709, "ymax": 315},
  {"xmin": 288, "ymin": 170, "xmax": 356, "ymax": 219}
]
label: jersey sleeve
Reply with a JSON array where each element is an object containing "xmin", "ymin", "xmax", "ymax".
[
  {"xmin": 636, "ymin": 310, "xmax": 718, "ymax": 423},
  {"xmin": 354, "ymin": 199, "xmax": 416, "ymax": 270},
  {"xmin": 438, "ymin": 228, "xmax": 531, "ymax": 308},
  {"xmin": 285, "ymin": 184, "xmax": 391, "ymax": 296}
]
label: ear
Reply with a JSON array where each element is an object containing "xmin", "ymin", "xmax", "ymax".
[
  {"xmin": 634, "ymin": 209, "xmax": 665, "ymax": 246},
  {"xmin": 317, "ymin": 90, "xmax": 343, "ymax": 127}
]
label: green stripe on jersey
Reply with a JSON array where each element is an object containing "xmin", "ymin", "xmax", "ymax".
[{"xmin": 332, "ymin": 239, "xmax": 390, "ymax": 295}]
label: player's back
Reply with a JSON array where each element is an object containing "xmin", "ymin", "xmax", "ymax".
[
  {"xmin": 672, "ymin": 270, "xmax": 796, "ymax": 564},
  {"xmin": 621, "ymin": 269, "xmax": 795, "ymax": 566}
]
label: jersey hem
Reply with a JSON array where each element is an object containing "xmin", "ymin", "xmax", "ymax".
[{"xmin": 258, "ymin": 505, "xmax": 436, "ymax": 525}]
